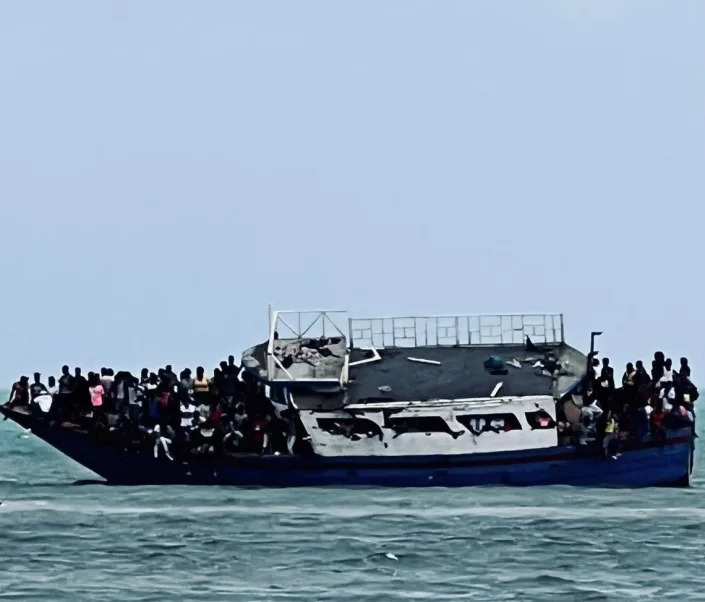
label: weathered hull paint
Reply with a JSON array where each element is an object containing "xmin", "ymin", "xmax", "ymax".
[
  {"xmin": 1, "ymin": 409, "xmax": 693, "ymax": 488},
  {"xmin": 298, "ymin": 395, "xmax": 559, "ymax": 457}
]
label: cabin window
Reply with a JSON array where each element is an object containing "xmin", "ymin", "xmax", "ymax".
[
  {"xmin": 525, "ymin": 410, "xmax": 556, "ymax": 430},
  {"xmin": 456, "ymin": 413, "xmax": 522, "ymax": 434},
  {"xmin": 385, "ymin": 416, "xmax": 457, "ymax": 436},
  {"xmin": 316, "ymin": 417, "xmax": 382, "ymax": 438}
]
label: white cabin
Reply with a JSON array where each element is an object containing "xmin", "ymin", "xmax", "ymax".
[{"xmin": 242, "ymin": 308, "xmax": 587, "ymax": 459}]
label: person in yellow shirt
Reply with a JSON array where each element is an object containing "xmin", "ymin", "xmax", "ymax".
[{"xmin": 603, "ymin": 412, "xmax": 619, "ymax": 459}]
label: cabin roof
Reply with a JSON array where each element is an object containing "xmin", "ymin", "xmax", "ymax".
[
  {"xmin": 244, "ymin": 342, "xmax": 587, "ymax": 411},
  {"xmin": 242, "ymin": 309, "xmax": 585, "ymax": 411},
  {"xmin": 345, "ymin": 343, "xmax": 585, "ymax": 404}
]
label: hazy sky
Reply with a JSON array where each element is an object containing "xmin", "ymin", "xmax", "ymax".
[{"xmin": 1, "ymin": 1, "xmax": 703, "ymax": 385}]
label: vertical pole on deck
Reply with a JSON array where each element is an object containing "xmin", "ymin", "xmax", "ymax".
[
  {"xmin": 587, "ymin": 331, "xmax": 603, "ymax": 389},
  {"xmin": 560, "ymin": 314, "xmax": 565, "ymax": 343},
  {"xmin": 267, "ymin": 304, "xmax": 273, "ymax": 378}
]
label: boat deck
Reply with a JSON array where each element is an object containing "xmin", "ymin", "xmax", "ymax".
[
  {"xmin": 348, "ymin": 343, "xmax": 585, "ymax": 402},
  {"xmin": 287, "ymin": 343, "xmax": 586, "ymax": 410},
  {"xmin": 241, "ymin": 309, "xmax": 587, "ymax": 410}
]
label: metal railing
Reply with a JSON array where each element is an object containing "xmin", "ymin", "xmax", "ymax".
[
  {"xmin": 348, "ymin": 313, "xmax": 564, "ymax": 349},
  {"xmin": 266, "ymin": 308, "xmax": 349, "ymax": 382}
]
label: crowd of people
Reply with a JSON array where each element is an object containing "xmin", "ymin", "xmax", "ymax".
[
  {"xmin": 559, "ymin": 352, "xmax": 698, "ymax": 457},
  {"xmin": 4, "ymin": 356, "xmax": 299, "ymax": 461}
]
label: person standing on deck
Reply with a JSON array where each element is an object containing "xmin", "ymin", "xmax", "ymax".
[
  {"xmin": 47, "ymin": 376, "xmax": 58, "ymax": 398},
  {"xmin": 220, "ymin": 359, "xmax": 238, "ymax": 408},
  {"xmin": 634, "ymin": 361, "xmax": 650, "ymax": 396},
  {"xmin": 659, "ymin": 381, "xmax": 676, "ymax": 413},
  {"xmin": 162, "ymin": 365, "xmax": 178, "ymax": 388},
  {"xmin": 125, "ymin": 374, "xmax": 141, "ymax": 423},
  {"xmin": 178, "ymin": 395, "xmax": 198, "ymax": 446},
  {"xmin": 652, "ymin": 352, "xmax": 666, "ymax": 383},
  {"xmin": 88, "ymin": 373, "xmax": 105, "ymax": 422},
  {"xmin": 678, "ymin": 357, "xmax": 691, "ymax": 380},
  {"xmin": 144, "ymin": 373, "xmax": 160, "ymax": 426},
  {"xmin": 113, "ymin": 371, "xmax": 130, "ymax": 415},
  {"xmin": 658, "ymin": 358, "xmax": 675, "ymax": 388},
  {"xmin": 73, "ymin": 368, "xmax": 90, "ymax": 413},
  {"xmin": 602, "ymin": 412, "xmax": 619, "ymax": 458},
  {"xmin": 251, "ymin": 414, "xmax": 272, "ymax": 455},
  {"xmin": 193, "ymin": 366, "xmax": 211, "ymax": 407},
  {"xmin": 225, "ymin": 355, "xmax": 240, "ymax": 389},
  {"xmin": 57, "ymin": 365, "xmax": 74, "ymax": 417},
  {"xmin": 597, "ymin": 358, "xmax": 615, "ymax": 409},
  {"xmin": 100, "ymin": 368, "xmax": 115, "ymax": 411},
  {"xmin": 29, "ymin": 373, "xmax": 48, "ymax": 401},
  {"xmin": 622, "ymin": 363, "xmax": 637, "ymax": 406},
  {"xmin": 209, "ymin": 368, "xmax": 223, "ymax": 406},
  {"xmin": 179, "ymin": 368, "xmax": 194, "ymax": 402},
  {"xmin": 6, "ymin": 376, "xmax": 29, "ymax": 408}
]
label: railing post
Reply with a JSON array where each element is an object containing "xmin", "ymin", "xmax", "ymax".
[{"xmin": 560, "ymin": 314, "xmax": 565, "ymax": 343}]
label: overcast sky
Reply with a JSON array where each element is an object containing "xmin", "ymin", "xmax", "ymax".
[{"xmin": 1, "ymin": 1, "xmax": 703, "ymax": 385}]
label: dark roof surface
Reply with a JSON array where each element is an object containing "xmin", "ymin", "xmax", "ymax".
[
  {"xmin": 242, "ymin": 338, "xmax": 588, "ymax": 411},
  {"xmin": 345, "ymin": 344, "xmax": 586, "ymax": 404}
]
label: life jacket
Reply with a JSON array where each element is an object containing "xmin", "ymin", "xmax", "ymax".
[{"xmin": 193, "ymin": 377, "xmax": 209, "ymax": 393}]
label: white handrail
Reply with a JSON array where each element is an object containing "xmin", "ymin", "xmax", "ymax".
[{"xmin": 349, "ymin": 313, "xmax": 564, "ymax": 349}]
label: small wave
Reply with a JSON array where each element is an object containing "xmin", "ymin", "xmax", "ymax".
[{"xmin": 3, "ymin": 500, "xmax": 705, "ymax": 521}]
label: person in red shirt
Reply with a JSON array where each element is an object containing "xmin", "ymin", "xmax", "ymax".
[
  {"xmin": 650, "ymin": 401, "xmax": 666, "ymax": 444},
  {"xmin": 251, "ymin": 415, "xmax": 272, "ymax": 455},
  {"xmin": 210, "ymin": 402, "xmax": 225, "ymax": 428}
]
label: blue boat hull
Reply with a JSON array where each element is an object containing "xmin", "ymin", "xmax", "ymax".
[{"xmin": 2, "ymin": 409, "xmax": 694, "ymax": 488}]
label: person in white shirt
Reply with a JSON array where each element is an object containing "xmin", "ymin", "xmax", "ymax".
[
  {"xmin": 100, "ymin": 368, "xmax": 115, "ymax": 402},
  {"xmin": 33, "ymin": 375, "xmax": 56, "ymax": 415},
  {"xmin": 659, "ymin": 382, "xmax": 676, "ymax": 412},
  {"xmin": 47, "ymin": 376, "xmax": 59, "ymax": 398},
  {"xmin": 180, "ymin": 401, "xmax": 198, "ymax": 430},
  {"xmin": 658, "ymin": 358, "xmax": 674, "ymax": 388},
  {"xmin": 579, "ymin": 399, "xmax": 603, "ymax": 445}
]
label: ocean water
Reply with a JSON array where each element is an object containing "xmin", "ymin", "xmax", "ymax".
[{"xmin": 1, "ymin": 408, "xmax": 705, "ymax": 601}]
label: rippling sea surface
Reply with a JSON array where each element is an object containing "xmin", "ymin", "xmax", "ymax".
[{"xmin": 2, "ymin": 406, "xmax": 705, "ymax": 601}]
